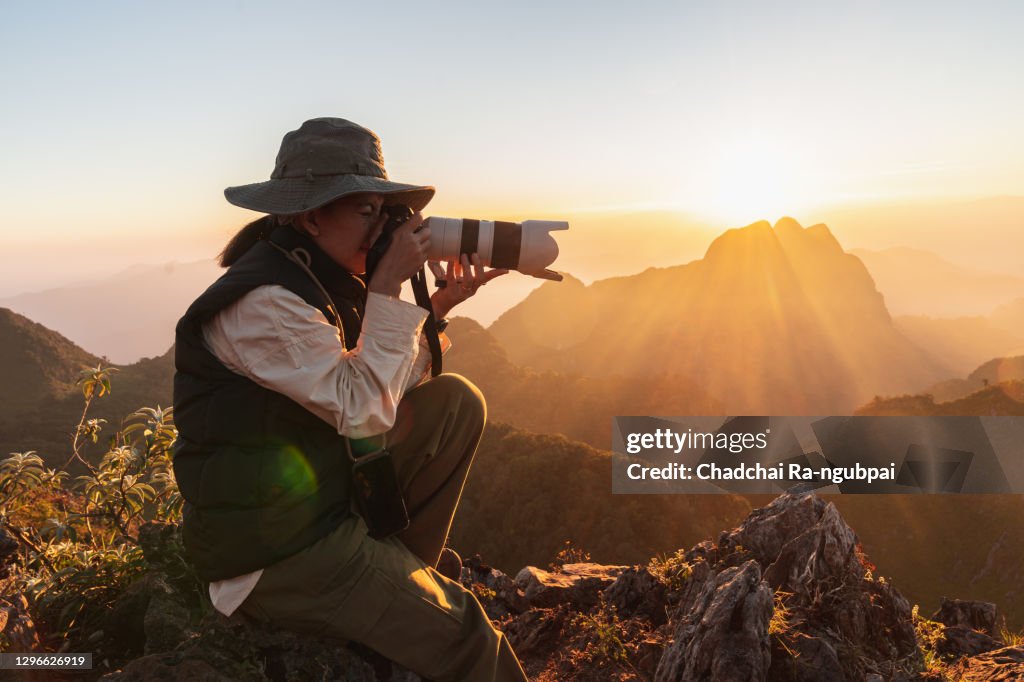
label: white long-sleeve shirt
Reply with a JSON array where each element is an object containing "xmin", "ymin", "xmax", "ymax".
[{"xmin": 201, "ymin": 284, "xmax": 445, "ymax": 616}]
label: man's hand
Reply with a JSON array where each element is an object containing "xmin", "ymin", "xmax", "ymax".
[{"xmin": 430, "ymin": 253, "xmax": 508, "ymax": 320}]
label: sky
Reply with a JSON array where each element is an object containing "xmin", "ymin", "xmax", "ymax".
[{"xmin": 1, "ymin": 0, "xmax": 1022, "ymax": 293}]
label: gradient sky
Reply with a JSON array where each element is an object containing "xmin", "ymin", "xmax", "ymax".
[{"xmin": 1, "ymin": 0, "xmax": 1022, "ymax": 292}]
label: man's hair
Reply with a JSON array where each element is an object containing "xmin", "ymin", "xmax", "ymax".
[{"xmin": 218, "ymin": 215, "xmax": 287, "ymax": 267}]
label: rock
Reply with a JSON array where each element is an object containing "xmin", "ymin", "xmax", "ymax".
[
  {"xmin": 0, "ymin": 592, "xmax": 40, "ymax": 652},
  {"xmin": 105, "ymin": 572, "xmax": 193, "ymax": 657},
  {"xmin": 655, "ymin": 560, "xmax": 773, "ymax": 682},
  {"xmin": 503, "ymin": 605, "xmax": 572, "ymax": 659},
  {"xmin": 768, "ymin": 631, "xmax": 844, "ymax": 681},
  {"xmin": 937, "ymin": 624, "xmax": 1003, "ymax": 658},
  {"xmin": 102, "ymin": 614, "xmax": 386, "ymax": 681},
  {"xmin": 720, "ymin": 492, "xmax": 830, "ymax": 565},
  {"xmin": 105, "ymin": 575, "xmax": 156, "ymax": 657},
  {"xmin": 933, "ymin": 597, "xmax": 999, "ymax": 635},
  {"xmin": 763, "ymin": 502, "xmax": 862, "ymax": 594},
  {"xmin": 602, "ymin": 566, "xmax": 668, "ymax": 625},
  {"xmin": 104, "ymin": 655, "xmax": 239, "ymax": 682},
  {"xmin": 463, "ymin": 555, "xmax": 529, "ymax": 618},
  {"xmin": 514, "ymin": 562, "xmax": 626, "ymax": 608},
  {"xmin": 138, "ymin": 522, "xmax": 182, "ymax": 568},
  {"xmin": 830, "ymin": 576, "xmax": 918, "ymax": 665},
  {"xmin": 949, "ymin": 645, "xmax": 1024, "ymax": 681},
  {"xmin": 683, "ymin": 539, "xmax": 717, "ymax": 565},
  {"xmin": 143, "ymin": 575, "xmax": 192, "ymax": 655}
]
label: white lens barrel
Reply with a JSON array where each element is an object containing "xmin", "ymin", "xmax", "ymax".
[{"xmin": 422, "ymin": 216, "xmax": 568, "ymax": 280}]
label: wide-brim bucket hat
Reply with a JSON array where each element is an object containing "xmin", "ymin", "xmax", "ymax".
[{"xmin": 224, "ymin": 118, "xmax": 435, "ymax": 214}]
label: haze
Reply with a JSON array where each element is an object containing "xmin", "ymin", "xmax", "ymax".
[{"xmin": 1, "ymin": 1, "xmax": 1022, "ymax": 307}]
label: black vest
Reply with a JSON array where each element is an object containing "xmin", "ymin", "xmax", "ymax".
[{"xmin": 172, "ymin": 225, "xmax": 367, "ymax": 582}]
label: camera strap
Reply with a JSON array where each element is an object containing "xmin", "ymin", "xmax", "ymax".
[{"xmin": 411, "ymin": 265, "xmax": 443, "ymax": 377}]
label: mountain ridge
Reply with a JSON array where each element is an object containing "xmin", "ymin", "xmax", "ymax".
[{"xmin": 489, "ymin": 217, "xmax": 946, "ymax": 413}]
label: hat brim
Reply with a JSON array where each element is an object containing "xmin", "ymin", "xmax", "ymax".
[{"xmin": 224, "ymin": 174, "xmax": 435, "ymax": 214}]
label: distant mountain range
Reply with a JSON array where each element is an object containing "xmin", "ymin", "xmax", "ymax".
[
  {"xmin": 3, "ymin": 305, "xmax": 1023, "ymax": 631},
  {"xmin": 489, "ymin": 217, "xmax": 949, "ymax": 413},
  {"xmin": 444, "ymin": 317, "xmax": 723, "ymax": 448},
  {"xmin": 893, "ymin": 314, "xmax": 1024, "ymax": 377},
  {"xmin": 881, "ymin": 354, "xmax": 1024, "ymax": 406},
  {"xmin": 0, "ymin": 307, "xmax": 174, "ymax": 463},
  {"xmin": 0, "ymin": 259, "xmax": 221, "ymax": 364},
  {"xmin": 852, "ymin": 246, "xmax": 1024, "ymax": 317}
]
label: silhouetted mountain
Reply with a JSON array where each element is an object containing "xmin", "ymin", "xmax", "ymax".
[
  {"xmin": 852, "ymin": 246, "xmax": 1024, "ymax": 317},
  {"xmin": 490, "ymin": 218, "xmax": 946, "ymax": 413},
  {"xmin": 991, "ymin": 296, "xmax": 1024, "ymax": 340},
  {"xmin": 824, "ymin": 195, "xmax": 1024, "ymax": 276},
  {"xmin": 0, "ymin": 259, "xmax": 220, "ymax": 363},
  {"xmin": 894, "ymin": 315, "xmax": 1024, "ymax": 378},
  {"xmin": 856, "ymin": 379, "xmax": 1024, "ymax": 417},
  {"xmin": 444, "ymin": 317, "xmax": 723, "ymax": 448},
  {"xmin": 920, "ymin": 355, "xmax": 1024, "ymax": 403},
  {"xmin": 0, "ymin": 308, "xmax": 174, "ymax": 464},
  {"xmin": 0, "ymin": 308, "xmax": 101, "ymax": 415}
]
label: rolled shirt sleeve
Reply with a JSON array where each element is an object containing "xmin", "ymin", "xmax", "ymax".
[{"xmin": 202, "ymin": 285, "xmax": 429, "ymax": 439}]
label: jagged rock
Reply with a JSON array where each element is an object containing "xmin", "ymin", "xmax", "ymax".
[
  {"xmin": 657, "ymin": 493, "xmax": 920, "ymax": 681},
  {"xmin": 674, "ymin": 558, "xmax": 713, "ymax": 606},
  {"xmin": 683, "ymin": 539, "xmax": 718, "ymax": 565},
  {"xmin": 655, "ymin": 560, "xmax": 772, "ymax": 681},
  {"xmin": 463, "ymin": 554, "xmax": 529, "ymax": 618},
  {"xmin": 933, "ymin": 597, "xmax": 999, "ymax": 635},
  {"xmin": 514, "ymin": 562, "xmax": 626, "ymax": 608},
  {"xmin": 602, "ymin": 566, "xmax": 668, "ymax": 624},
  {"xmin": 143, "ymin": 575, "xmax": 192, "ymax": 655},
  {"xmin": 763, "ymin": 502, "xmax": 862, "ymax": 594},
  {"xmin": 937, "ymin": 624, "xmax": 1004, "ymax": 657},
  {"xmin": 104, "ymin": 572, "xmax": 194, "ymax": 658},
  {"xmin": 635, "ymin": 636, "xmax": 666, "ymax": 679},
  {"xmin": 768, "ymin": 631, "xmax": 844, "ymax": 681},
  {"xmin": 503, "ymin": 605, "xmax": 572, "ymax": 659},
  {"xmin": 720, "ymin": 492, "xmax": 830, "ymax": 565},
  {"xmin": 830, "ymin": 575, "xmax": 918, "ymax": 665},
  {"xmin": 949, "ymin": 645, "xmax": 1024, "ymax": 681}
]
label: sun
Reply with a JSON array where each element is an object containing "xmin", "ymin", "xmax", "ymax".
[{"xmin": 697, "ymin": 134, "xmax": 823, "ymax": 226}]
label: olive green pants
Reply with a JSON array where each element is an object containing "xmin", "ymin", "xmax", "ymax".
[{"xmin": 238, "ymin": 374, "xmax": 528, "ymax": 682}]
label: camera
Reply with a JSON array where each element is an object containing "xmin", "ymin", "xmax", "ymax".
[
  {"xmin": 422, "ymin": 216, "xmax": 568, "ymax": 281},
  {"xmin": 368, "ymin": 206, "xmax": 568, "ymax": 282}
]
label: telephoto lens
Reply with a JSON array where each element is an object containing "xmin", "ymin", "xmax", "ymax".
[{"xmin": 423, "ymin": 217, "xmax": 568, "ymax": 281}]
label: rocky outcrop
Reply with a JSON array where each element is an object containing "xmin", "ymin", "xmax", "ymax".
[
  {"xmin": 472, "ymin": 492, "xmax": 1020, "ymax": 680},
  {"xmin": 655, "ymin": 560, "xmax": 772, "ymax": 681},
  {"xmin": 603, "ymin": 566, "xmax": 668, "ymax": 625},
  {"xmin": 949, "ymin": 645, "xmax": 1024, "ymax": 681},
  {"xmin": 933, "ymin": 597, "xmax": 1000, "ymax": 635},
  {"xmin": 514, "ymin": 562, "xmax": 627, "ymax": 608},
  {"xmin": 16, "ymin": 494, "xmax": 1023, "ymax": 680},
  {"xmin": 103, "ymin": 615, "xmax": 385, "ymax": 682},
  {"xmin": 659, "ymin": 493, "xmax": 920, "ymax": 681}
]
